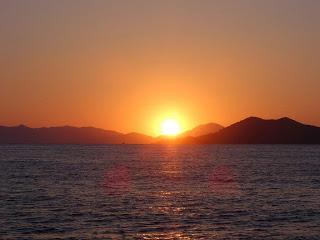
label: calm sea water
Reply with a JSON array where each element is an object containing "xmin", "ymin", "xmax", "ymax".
[{"xmin": 0, "ymin": 145, "xmax": 320, "ymax": 239}]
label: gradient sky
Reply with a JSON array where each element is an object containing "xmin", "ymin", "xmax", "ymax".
[{"xmin": 1, "ymin": 0, "xmax": 319, "ymax": 135}]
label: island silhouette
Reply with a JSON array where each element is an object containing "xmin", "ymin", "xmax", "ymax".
[
  {"xmin": 177, "ymin": 117, "xmax": 320, "ymax": 144},
  {"xmin": 0, "ymin": 117, "xmax": 319, "ymax": 144}
]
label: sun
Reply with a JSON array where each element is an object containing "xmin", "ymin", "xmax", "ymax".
[{"xmin": 161, "ymin": 119, "xmax": 181, "ymax": 136}]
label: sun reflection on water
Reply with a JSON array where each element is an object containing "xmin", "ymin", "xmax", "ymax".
[{"xmin": 139, "ymin": 231, "xmax": 194, "ymax": 240}]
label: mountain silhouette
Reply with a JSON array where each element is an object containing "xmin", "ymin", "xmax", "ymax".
[
  {"xmin": 1, "ymin": 117, "xmax": 320, "ymax": 144},
  {"xmin": 180, "ymin": 122, "xmax": 223, "ymax": 137},
  {"xmin": 0, "ymin": 125, "xmax": 153, "ymax": 144},
  {"xmin": 192, "ymin": 117, "xmax": 320, "ymax": 144}
]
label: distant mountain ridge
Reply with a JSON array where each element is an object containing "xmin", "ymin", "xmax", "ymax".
[
  {"xmin": 0, "ymin": 125, "xmax": 153, "ymax": 144},
  {"xmin": 1, "ymin": 117, "xmax": 319, "ymax": 144},
  {"xmin": 180, "ymin": 122, "xmax": 223, "ymax": 137}
]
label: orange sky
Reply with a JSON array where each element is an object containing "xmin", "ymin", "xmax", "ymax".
[{"xmin": 0, "ymin": 1, "xmax": 319, "ymax": 136}]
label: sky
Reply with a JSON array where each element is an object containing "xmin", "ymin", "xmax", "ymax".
[{"xmin": 0, "ymin": 0, "xmax": 319, "ymax": 136}]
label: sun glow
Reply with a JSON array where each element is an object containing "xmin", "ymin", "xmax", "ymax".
[{"xmin": 161, "ymin": 119, "xmax": 181, "ymax": 136}]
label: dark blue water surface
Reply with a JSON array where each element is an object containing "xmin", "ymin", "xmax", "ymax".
[{"xmin": 1, "ymin": 145, "xmax": 320, "ymax": 239}]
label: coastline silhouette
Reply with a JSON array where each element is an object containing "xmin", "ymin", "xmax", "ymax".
[{"xmin": 1, "ymin": 117, "xmax": 319, "ymax": 144}]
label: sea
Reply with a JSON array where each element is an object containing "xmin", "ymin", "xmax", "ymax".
[{"xmin": 1, "ymin": 145, "xmax": 320, "ymax": 239}]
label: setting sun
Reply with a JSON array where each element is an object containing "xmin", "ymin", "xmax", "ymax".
[{"xmin": 161, "ymin": 119, "xmax": 181, "ymax": 136}]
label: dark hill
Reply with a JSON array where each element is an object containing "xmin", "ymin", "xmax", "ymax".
[{"xmin": 194, "ymin": 117, "xmax": 320, "ymax": 144}]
